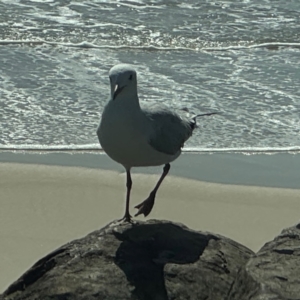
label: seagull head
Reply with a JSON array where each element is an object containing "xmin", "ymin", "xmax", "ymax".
[{"xmin": 109, "ymin": 64, "xmax": 137, "ymax": 101}]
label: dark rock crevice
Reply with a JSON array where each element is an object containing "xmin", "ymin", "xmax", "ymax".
[
  {"xmin": 4, "ymin": 247, "xmax": 69, "ymax": 295},
  {"xmin": 228, "ymin": 224, "xmax": 300, "ymax": 300}
]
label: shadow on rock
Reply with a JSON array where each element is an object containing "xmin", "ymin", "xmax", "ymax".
[
  {"xmin": 0, "ymin": 219, "xmax": 254, "ymax": 300},
  {"xmin": 113, "ymin": 222, "xmax": 218, "ymax": 300}
]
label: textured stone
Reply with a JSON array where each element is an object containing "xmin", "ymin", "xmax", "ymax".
[
  {"xmin": 1, "ymin": 220, "xmax": 253, "ymax": 300},
  {"xmin": 228, "ymin": 224, "xmax": 300, "ymax": 300}
]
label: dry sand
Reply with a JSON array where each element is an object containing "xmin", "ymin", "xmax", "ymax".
[{"xmin": 1, "ymin": 162, "xmax": 300, "ymax": 292}]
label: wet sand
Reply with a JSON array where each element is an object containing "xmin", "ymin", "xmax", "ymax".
[{"xmin": 0, "ymin": 152, "xmax": 300, "ymax": 292}]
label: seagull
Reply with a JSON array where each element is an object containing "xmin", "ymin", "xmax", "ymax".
[{"xmin": 97, "ymin": 64, "xmax": 217, "ymax": 222}]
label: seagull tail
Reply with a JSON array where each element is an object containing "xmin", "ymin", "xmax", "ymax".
[{"xmin": 190, "ymin": 112, "xmax": 219, "ymax": 130}]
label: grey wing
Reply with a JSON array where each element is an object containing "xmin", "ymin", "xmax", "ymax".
[{"xmin": 144, "ymin": 107, "xmax": 194, "ymax": 155}]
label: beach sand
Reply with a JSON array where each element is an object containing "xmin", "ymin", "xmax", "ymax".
[{"xmin": 1, "ymin": 153, "xmax": 300, "ymax": 292}]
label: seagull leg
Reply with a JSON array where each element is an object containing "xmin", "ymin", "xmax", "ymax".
[
  {"xmin": 119, "ymin": 168, "xmax": 133, "ymax": 222},
  {"xmin": 135, "ymin": 163, "xmax": 170, "ymax": 217}
]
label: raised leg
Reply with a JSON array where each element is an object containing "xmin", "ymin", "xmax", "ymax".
[
  {"xmin": 135, "ymin": 163, "xmax": 170, "ymax": 217},
  {"xmin": 119, "ymin": 168, "xmax": 133, "ymax": 222}
]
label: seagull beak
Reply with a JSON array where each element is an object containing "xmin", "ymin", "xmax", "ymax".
[{"xmin": 113, "ymin": 84, "xmax": 125, "ymax": 100}]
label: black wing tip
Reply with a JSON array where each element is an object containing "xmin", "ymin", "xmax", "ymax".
[
  {"xmin": 189, "ymin": 121, "xmax": 197, "ymax": 130},
  {"xmin": 190, "ymin": 111, "xmax": 219, "ymax": 129},
  {"xmin": 194, "ymin": 112, "xmax": 220, "ymax": 118}
]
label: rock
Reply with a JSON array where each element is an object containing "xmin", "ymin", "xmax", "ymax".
[
  {"xmin": 228, "ymin": 223, "xmax": 300, "ymax": 299},
  {"xmin": 1, "ymin": 219, "xmax": 253, "ymax": 300}
]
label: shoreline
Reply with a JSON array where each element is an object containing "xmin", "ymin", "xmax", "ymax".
[{"xmin": 1, "ymin": 151, "xmax": 300, "ymax": 189}]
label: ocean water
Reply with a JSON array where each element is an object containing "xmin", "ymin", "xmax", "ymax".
[{"xmin": 0, "ymin": 0, "xmax": 300, "ymax": 153}]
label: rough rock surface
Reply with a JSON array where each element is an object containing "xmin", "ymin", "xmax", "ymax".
[
  {"xmin": 1, "ymin": 219, "xmax": 253, "ymax": 300},
  {"xmin": 228, "ymin": 223, "xmax": 300, "ymax": 300}
]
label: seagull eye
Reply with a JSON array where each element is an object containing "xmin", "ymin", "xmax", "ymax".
[{"xmin": 129, "ymin": 74, "xmax": 133, "ymax": 80}]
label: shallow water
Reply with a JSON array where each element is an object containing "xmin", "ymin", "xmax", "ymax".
[{"xmin": 0, "ymin": 0, "xmax": 300, "ymax": 152}]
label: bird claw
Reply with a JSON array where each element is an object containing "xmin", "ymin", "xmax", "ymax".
[
  {"xmin": 118, "ymin": 212, "xmax": 133, "ymax": 223},
  {"xmin": 134, "ymin": 194, "xmax": 155, "ymax": 217}
]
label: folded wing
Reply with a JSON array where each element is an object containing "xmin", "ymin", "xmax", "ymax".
[{"xmin": 144, "ymin": 107, "xmax": 194, "ymax": 155}]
